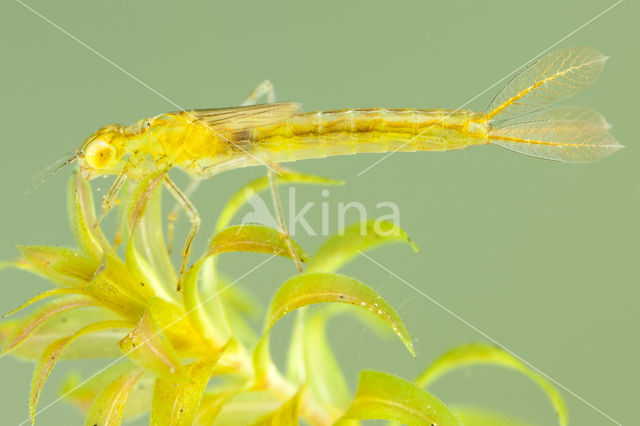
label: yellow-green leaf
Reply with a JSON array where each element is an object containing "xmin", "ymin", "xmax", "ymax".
[
  {"xmin": 84, "ymin": 368, "xmax": 145, "ymax": 426},
  {"xmin": 212, "ymin": 390, "xmax": 282, "ymax": 425},
  {"xmin": 2, "ymin": 296, "xmax": 95, "ymax": 356},
  {"xmin": 67, "ymin": 171, "xmax": 113, "ymax": 262},
  {"xmin": 131, "ymin": 178, "xmax": 178, "ymax": 294},
  {"xmin": 4, "ymin": 287, "xmax": 87, "ymax": 318},
  {"xmin": 128, "ymin": 167, "xmax": 169, "ymax": 235},
  {"xmin": 265, "ymin": 272, "xmax": 414, "ymax": 356},
  {"xmin": 252, "ymin": 332, "xmax": 282, "ymax": 390},
  {"xmin": 252, "ymin": 387, "xmax": 302, "ymax": 426},
  {"xmin": 285, "ymin": 309, "xmax": 306, "ymax": 385},
  {"xmin": 82, "ymin": 255, "xmax": 146, "ymax": 320},
  {"xmin": 338, "ymin": 370, "xmax": 461, "ymax": 426},
  {"xmin": 119, "ymin": 298, "xmax": 191, "ymax": 382},
  {"xmin": 125, "ymin": 236, "xmax": 174, "ymax": 302},
  {"xmin": 30, "ymin": 320, "xmax": 133, "ymax": 424},
  {"xmin": 303, "ymin": 309, "xmax": 351, "ymax": 418},
  {"xmin": 216, "ymin": 170, "xmax": 343, "ymax": 231},
  {"xmin": 208, "ymin": 225, "xmax": 308, "ymax": 262},
  {"xmin": 194, "ymin": 391, "xmax": 237, "ymax": 426},
  {"xmin": 17, "ymin": 245, "xmax": 96, "ymax": 288},
  {"xmin": 150, "ymin": 347, "xmax": 227, "ymax": 426},
  {"xmin": 1, "ymin": 308, "xmax": 119, "ymax": 360},
  {"xmin": 415, "ymin": 343, "xmax": 567, "ymax": 426},
  {"xmin": 308, "ymin": 220, "xmax": 417, "ymax": 273},
  {"xmin": 59, "ymin": 361, "xmax": 141, "ymax": 414},
  {"xmin": 181, "ymin": 258, "xmax": 232, "ymax": 349}
]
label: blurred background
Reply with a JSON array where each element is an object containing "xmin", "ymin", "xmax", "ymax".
[{"xmin": 0, "ymin": 0, "xmax": 637, "ymax": 424}]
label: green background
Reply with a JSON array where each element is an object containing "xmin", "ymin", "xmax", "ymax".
[{"xmin": 1, "ymin": 0, "xmax": 637, "ymax": 424}]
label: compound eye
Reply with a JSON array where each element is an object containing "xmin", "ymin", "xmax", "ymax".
[{"xmin": 84, "ymin": 139, "xmax": 117, "ymax": 169}]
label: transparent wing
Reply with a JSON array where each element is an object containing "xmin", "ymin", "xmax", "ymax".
[
  {"xmin": 491, "ymin": 105, "xmax": 611, "ymax": 129},
  {"xmin": 489, "ymin": 106, "xmax": 622, "ymax": 163},
  {"xmin": 183, "ymin": 102, "xmax": 302, "ymax": 131},
  {"xmin": 487, "ymin": 46, "xmax": 608, "ymax": 120}
]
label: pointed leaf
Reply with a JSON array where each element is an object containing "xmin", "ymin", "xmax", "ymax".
[
  {"xmin": 285, "ymin": 309, "xmax": 306, "ymax": 385},
  {"xmin": 67, "ymin": 171, "xmax": 113, "ymax": 262},
  {"xmin": 82, "ymin": 255, "xmax": 147, "ymax": 320},
  {"xmin": 4, "ymin": 287, "xmax": 87, "ymax": 318},
  {"xmin": 182, "ymin": 259, "xmax": 232, "ymax": 349},
  {"xmin": 308, "ymin": 220, "xmax": 418, "ymax": 273},
  {"xmin": 30, "ymin": 320, "xmax": 133, "ymax": 424},
  {"xmin": 128, "ymin": 167, "xmax": 169, "ymax": 235},
  {"xmin": 59, "ymin": 361, "xmax": 139, "ymax": 413},
  {"xmin": 303, "ymin": 309, "xmax": 351, "ymax": 418},
  {"xmin": 212, "ymin": 390, "xmax": 282, "ymax": 425},
  {"xmin": 1, "ymin": 308, "xmax": 119, "ymax": 360},
  {"xmin": 2, "ymin": 296, "xmax": 95, "ymax": 355},
  {"xmin": 150, "ymin": 347, "xmax": 227, "ymax": 426},
  {"xmin": 266, "ymin": 272, "xmax": 414, "ymax": 356},
  {"xmin": 216, "ymin": 170, "xmax": 343, "ymax": 231},
  {"xmin": 252, "ymin": 387, "xmax": 302, "ymax": 426},
  {"xmin": 84, "ymin": 369, "xmax": 145, "ymax": 426},
  {"xmin": 119, "ymin": 297, "xmax": 209, "ymax": 381},
  {"xmin": 119, "ymin": 298, "xmax": 191, "ymax": 382},
  {"xmin": 126, "ymin": 236, "xmax": 173, "ymax": 302},
  {"xmin": 415, "ymin": 343, "xmax": 567, "ymax": 426},
  {"xmin": 338, "ymin": 370, "xmax": 462, "ymax": 426},
  {"xmin": 131, "ymin": 178, "xmax": 178, "ymax": 294},
  {"xmin": 208, "ymin": 225, "xmax": 308, "ymax": 262},
  {"xmin": 194, "ymin": 391, "xmax": 237, "ymax": 426},
  {"xmin": 17, "ymin": 245, "xmax": 96, "ymax": 288},
  {"xmin": 252, "ymin": 332, "xmax": 282, "ymax": 390}
]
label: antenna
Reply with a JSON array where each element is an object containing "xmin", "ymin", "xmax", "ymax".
[{"xmin": 25, "ymin": 154, "xmax": 78, "ymax": 194}]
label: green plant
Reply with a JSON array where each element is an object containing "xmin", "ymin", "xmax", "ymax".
[{"xmin": 1, "ymin": 170, "xmax": 567, "ymax": 425}]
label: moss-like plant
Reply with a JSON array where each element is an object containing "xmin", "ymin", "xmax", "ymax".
[{"xmin": 1, "ymin": 170, "xmax": 567, "ymax": 425}]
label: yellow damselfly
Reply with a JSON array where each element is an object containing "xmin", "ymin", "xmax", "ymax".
[{"xmin": 55, "ymin": 46, "xmax": 622, "ymax": 289}]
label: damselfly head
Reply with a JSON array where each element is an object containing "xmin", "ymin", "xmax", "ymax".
[{"xmin": 77, "ymin": 124, "xmax": 126, "ymax": 179}]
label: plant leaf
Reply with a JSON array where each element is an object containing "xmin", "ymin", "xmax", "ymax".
[
  {"xmin": 208, "ymin": 225, "xmax": 308, "ymax": 262},
  {"xmin": 303, "ymin": 309, "xmax": 351, "ymax": 418},
  {"xmin": 338, "ymin": 370, "xmax": 462, "ymax": 426},
  {"xmin": 126, "ymin": 235, "xmax": 174, "ymax": 302},
  {"xmin": 119, "ymin": 298, "xmax": 192, "ymax": 382},
  {"xmin": 181, "ymin": 258, "xmax": 232, "ymax": 349},
  {"xmin": 131, "ymin": 177, "xmax": 178, "ymax": 295},
  {"xmin": 128, "ymin": 167, "xmax": 169, "ymax": 235},
  {"xmin": 17, "ymin": 245, "xmax": 96, "ymax": 288},
  {"xmin": 265, "ymin": 272, "xmax": 414, "ymax": 356},
  {"xmin": 59, "ymin": 361, "xmax": 142, "ymax": 414},
  {"xmin": 2, "ymin": 296, "xmax": 95, "ymax": 355},
  {"xmin": 216, "ymin": 170, "xmax": 343, "ymax": 231},
  {"xmin": 194, "ymin": 391, "xmax": 237, "ymax": 426},
  {"xmin": 252, "ymin": 387, "xmax": 302, "ymax": 426},
  {"xmin": 1, "ymin": 308, "xmax": 119, "ymax": 360},
  {"xmin": 211, "ymin": 390, "xmax": 282, "ymax": 425},
  {"xmin": 82, "ymin": 255, "xmax": 146, "ymax": 320},
  {"xmin": 150, "ymin": 346, "xmax": 227, "ymax": 426},
  {"xmin": 307, "ymin": 220, "xmax": 418, "ymax": 273},
  {"xmin": 252, "ymin": 332, "xmax": 280, "ymax": 390},
  {"xmin": 29, "ymin": 320, "xmax": 133, "ymax": 424},
  {"xmin": 84, "ymin": 368, "xmax": 145, "ymax": 426},
  {"xmin": 415, "ymin": 343, "xmax": 568, "ymax": 426},
  {"xmin": 4, "ymin": 287, "xmax": 87, "ymax": 318},
  {"xmin": 285, "ymin": 309, "xmax": 306, "ymax": 385},
  {"xmin": 67, "ymin": 170, "xmax": 113, "ymax": 262}
]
